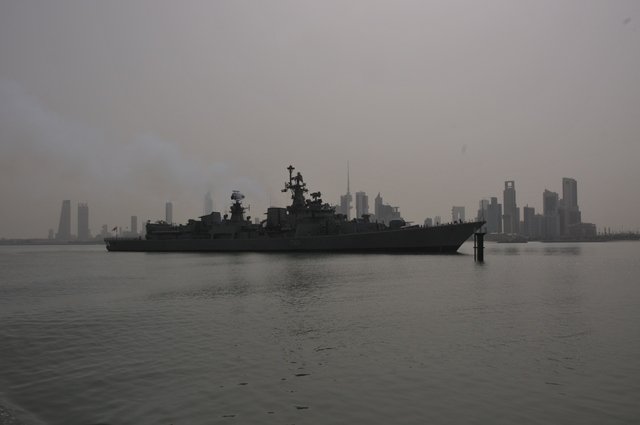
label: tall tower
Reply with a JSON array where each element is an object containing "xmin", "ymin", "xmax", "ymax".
[
  {"xmin": 561, "ymin": 177, "xmax": 581, "ymax": 234},
  {"xmin": 502, "ymin": 181, "xmax": 519, "ymax": 234},
  {"xmin": 203, "ymin": 191, "xmax": 213, "ymax": 215},
  {"xmin": 339, "ymin": 162, "xmax": 352, "ymax": 220},
  {"xmin": 77, "ymin": 203, "xmax": 90, "ymax": 241},
  {"xmin": 165, "ymin": 202, "xmax": 173, "ymax": 224},
  {"xmin": 56, "ymin": 200, "xmax": 71, "ymax": 241}
]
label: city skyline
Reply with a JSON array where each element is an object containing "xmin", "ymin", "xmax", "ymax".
[
  {"xmin": 472, "ymin": 176, "xmax": 598, "ymax": 239},
  {"xmin": 4, "ymin": 170, "xmax": 638, "ymax": 240},
  {"xmin": 1, "ymin": 2, "xmax": 639, "ymax": 238},
  {"xmin": 6, "ymin": 169, "xmax": 637, "ymax": 240}
]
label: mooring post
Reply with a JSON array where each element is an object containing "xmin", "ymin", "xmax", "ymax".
[
  {"xmin": 473, "ymin": 233, "xmax": 477, "ymax": 261},
  {"xmin": 474, "ymin": 232, "xmax": 485, "ymax": 262}
]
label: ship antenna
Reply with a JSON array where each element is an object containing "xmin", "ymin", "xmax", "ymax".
[{"xmin": 287, "ymin": 165, "xmax": 295, "ymax": 183}]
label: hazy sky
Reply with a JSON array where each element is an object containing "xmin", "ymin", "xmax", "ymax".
[{"xmin": 1, "ymin": 0, "xmax": 639, "ymax": 238}]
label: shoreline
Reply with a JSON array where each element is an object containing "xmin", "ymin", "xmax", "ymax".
[{"xmin": 0, "ymin": 240, "xmax": 104, "ymax": 246}]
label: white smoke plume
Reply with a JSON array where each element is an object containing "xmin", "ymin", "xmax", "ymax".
[{"xmin": 0, "ymin": 79, "xmax": 268, "ymax": 237}]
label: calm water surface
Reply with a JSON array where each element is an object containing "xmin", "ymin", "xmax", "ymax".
[{"xmin": 1, "ymin": 242, "xmax": 639, "ymax": 424}]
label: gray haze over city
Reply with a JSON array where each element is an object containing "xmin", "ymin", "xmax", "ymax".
[{"xmin": 1, "ymin": 1, "xmax": 639, "ymax": 238}]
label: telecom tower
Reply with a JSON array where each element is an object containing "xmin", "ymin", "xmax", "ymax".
[{"xmin": 339, "ymin": 162, "xmax": 352, "ymax": 220}]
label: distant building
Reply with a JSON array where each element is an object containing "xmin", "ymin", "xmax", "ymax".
[
  {"xmin": 522, "ymin": 205, "xmax": 535, "ymax": 238},
  {"xmin": 451, "ymin": 206, "xmax": 465, "ymax": 222},
  {"xmin": 568, "ymin": 222, "xmax": 596, "ymax": 239},
  {"xmin": 337, "ymin": 163, "xmax": 352, "ymax": 219},
  {"xmin": 339, "ymin": 193, "xmax": 352, "ymax": 220},
  {"xmin": 477, "ymin": 199, "xmax": 489, "ymax": 219},
  {"xmin": 56, "ymin": 200, "xmax": 71, "ymax": 241},
  {"xmin": 373, "ymin": 193, "xmax": 402, "ymax": 225},
  {"xmin": 99, "ymin": 224, "xmax": 112, "ymax": 238},
  {"xmin": 560, "ymin": 177, "xmax": 581, "ymax": 236},
  {"xmin": 476, "ymin": 199, "xmax": 490, "ymax": 232},
  {"xmin": 503, "ymin": 181, "xmax": 519, "ymax": 234},
  {"xmin": 131, "ymin": 216, "xmax": 138, "ymax": 235},
  {"xmin": 562, "ymin": 177, "xmax": 578, "ymax": 209},
  {"xmin": 543, "ymin": 189, "xmax": 560, "ymax": 239},
  {"xmin": 165, "ymin": 202, "xmax": 173, "ymax": 224},
  {"xmin": 533, "ymin": 213, "xmax": 544, "ymax": 238},
  {"xmin": 204, "ymin": 191, "xmax": 213, "ymax": 216},
  {"xmin": 434, "ymin": 216, "xmax": 442, "ymax": 226},
  {"xmin": 424, "ymin": 218, "xmax": 433, "ymax": 227},
  {"xmin": 77, "ymin": 203, "xmax": 90, "ymax": 241},
  {"xmin": 483, "ymin": 197, "xmax": 502, "ymax": 234},
  {"xmin": 355, "ymin": 191, "xmax": 369, "ymax": 219}
]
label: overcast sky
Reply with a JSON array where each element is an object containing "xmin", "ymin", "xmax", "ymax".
[{"xmin": 1, "ymin": 0, "xmax": 639, "ymax": 238}]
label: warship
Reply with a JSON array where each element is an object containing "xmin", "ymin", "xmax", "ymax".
[{"xmin": 105, "ymin": 165, "xmax": 484, "ymax": 253}]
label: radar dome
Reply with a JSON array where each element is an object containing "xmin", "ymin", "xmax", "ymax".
[{"xmin": 231, "ymin": 191, "xmax": 245, "ymax": 201}]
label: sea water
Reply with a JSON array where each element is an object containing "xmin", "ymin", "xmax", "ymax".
[{"xmin": 1, "ymin": 242, "xmax": 639, "ymax": 424}]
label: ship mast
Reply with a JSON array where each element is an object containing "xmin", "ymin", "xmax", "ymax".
[
  {"xmin": 229, "ymin": 190, "xmax": 246, "ymax": 222},
  {"xmin": 282, "ymin": 165, "xmax": 308, "ymax": 213}
]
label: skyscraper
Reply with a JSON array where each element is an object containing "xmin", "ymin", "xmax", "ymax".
[
  {"xmin": 204, "ymin": 191, "xmax": 213, "ymax": 216},
  {"xmin": 77, "ymin": 203, "xmax": 89, "ymax": 241},
  {"xmin": 476, "ymin": 199, "xmax": 489, "ymax": 220},
  {"xmin": 451, "ymin": 206, "xmax": 465, "ymax": 222},
  {"xmin": 373, "ymin": 193, "xmax": 401, "ymax": 225},
  {"xmin": 56, "ymin": 200, "xmax": 71, "ymax": 241},
  {"xmin": 355, "ymin": 191, "xmax": 368, "ymax": 219},
  {"xmin": 487, "ymin": 197, "xmax": 502, "ymax": 234},
  {"xmin": 476, "ymin": 199, "xmax": 490, "ymax": 232},
  {"xmin": 522, "ymin": 205, "xmax": 535, "ymax": 238},
  {"xmin": 374, "ymin": 193, "xmax": 382, "ymax": 219},
  {"xmin": 131, "ymin": 215, "xmax": 138, "ymax": 235},
  {"xmin": 562, "ymin": 178, "xmax": 578, "ymax": 209},
  {"xmin": 561, "ymin": 177, "xmax": 581, "ymax": 235},
  {"xmin": 503, "ymin": 181, "xmax": 519, "ymax": 234},
  {"xmin": 339, "ymin": 193, "xmax": 352, "ymax": 219},
  {"xmin": 543, "ymin": 189, "xmax": 560, "ymax": 239},
  {"xmin": 165, "ymin": 202, "xmax": 173, "ymax": 224}
]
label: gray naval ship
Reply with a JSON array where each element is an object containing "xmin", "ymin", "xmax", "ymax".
[{"xmin": 105, "ymin": 165, "xmax": 484, "ymax": 252}]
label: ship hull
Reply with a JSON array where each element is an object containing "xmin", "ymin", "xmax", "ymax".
[{"xmin": 105, "ymin": 222, "xmax": 483, "ymax": 253}]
